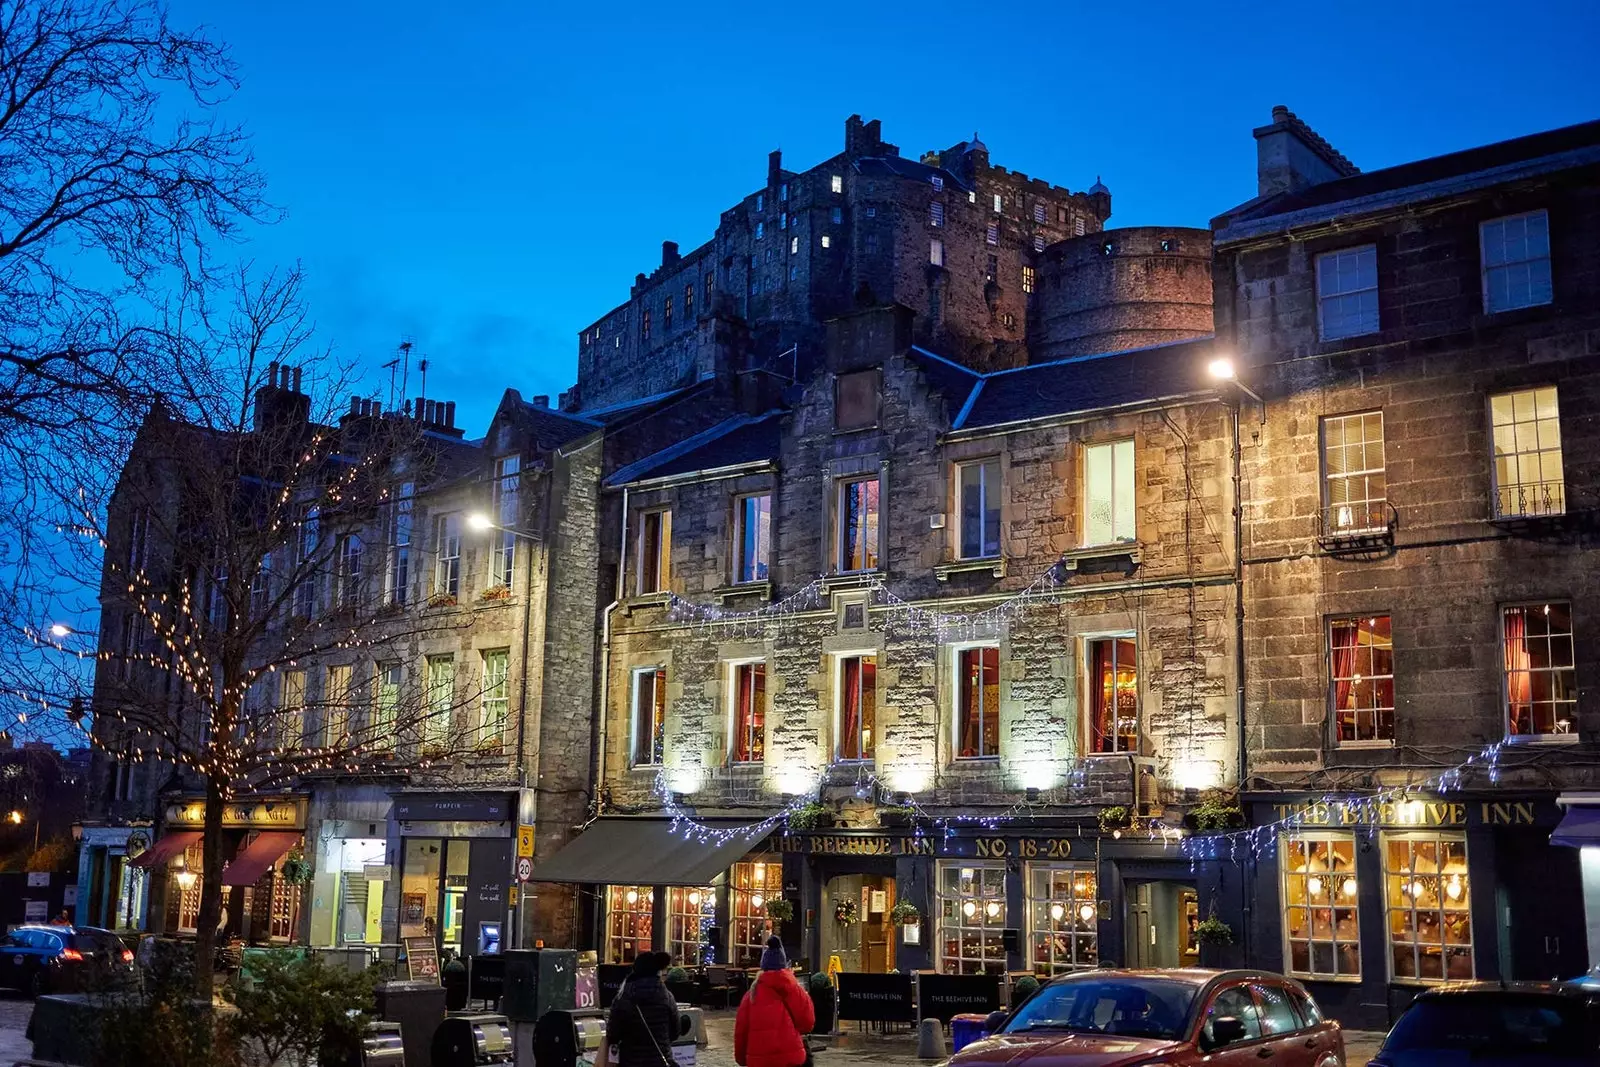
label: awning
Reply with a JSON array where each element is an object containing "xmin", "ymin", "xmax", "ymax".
[
  {"xmin": 221, "ymin": 832, "xmax": 302, "ymax": 886},
  {"xmin": 126, "ymin": 831, "xmax": 201, "ymax": 870},
  {"xmin": 1551, "ymin": 806, "xmax": 1600, "ymax": 848},
  {"xmin": 527, "ymin": 818, "xmax": 773, "ymax": 887}
]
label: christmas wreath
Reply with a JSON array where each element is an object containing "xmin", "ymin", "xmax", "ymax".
[{"xmin": 834, "ymin": 897, "xmax": 859, "ymax": 924}]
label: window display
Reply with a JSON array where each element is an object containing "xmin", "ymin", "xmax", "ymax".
[
  {"xmin": 939, "ymin": 862, "xmax": 1007, "ymax": 974},
  {"xmin": 1026, "ymin": 864, "xmax": 1098, "ymax": 973},
  {"xmin": 1281, "ymin": 833, "xmax": 1361, "ymax": 979},
  {"xmin": 606, "ymin": 885, "xmax": 654, "ymax": 963},
  {"xmin": 1384, "ymin": 831, "xmax": 1472, "ymax": 982}
]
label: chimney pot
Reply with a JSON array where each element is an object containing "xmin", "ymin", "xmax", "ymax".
[
  {"xmin": 267, "ymin": 362, "xmax": 280, "ymax": 388},
  {"xmin": 291, "ymin": 366, "xmax": 303, "ymax": 392},
  {"xmin": 373, "ymin": 400, "xmax": 383, "ymax": 416},
  {"xmin": 349, "ymin": 397, "xmax": 361, "ymax": 415},
  {"xmin": 444, "ymin": 401, "xmax": 456, "ymax": 427},
  {"xmin": 1272, "ymin": 104, "xmax": 1290, "ymax": 123}
]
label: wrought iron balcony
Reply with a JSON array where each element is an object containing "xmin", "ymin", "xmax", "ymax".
[
  {"xmin": 1492, "ymin": 480, "xmax": 1566, "ymax": 523},
  {"xmin": 1317, "ymin": 501, "xmax": 1397, "ymax": 554}
]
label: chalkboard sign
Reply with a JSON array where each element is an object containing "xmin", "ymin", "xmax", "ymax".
[
  {"xmin": 404, "ymin": 936, "xmax": 440, "ymax": 982},
  {"xmin": 917, "ymin": 972, "xmax": 1000, "ymax": 1023},
  {"xmin": 836, "ymin": 971, "xmax": 915, "ymax": 1022}
]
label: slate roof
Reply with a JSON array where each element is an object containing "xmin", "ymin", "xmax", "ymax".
[
  {"xmin": 854, "ymin": 154, "xmax": 968, "ymax": 192},
  {"xmin": 952, "ymin": 337, "xmax": 1216, "ymax": 432},
  {"xmin": 515, "ymin": 399, "xmax": 598, "ymax": 450},
  {"xmin": 575, "ymin": 384, "xmax": 699, "ymax": 426},
  {"xmin": 906, "ymin": 346, "xmax": 982, "ymax": 409},
  {"xmin": 1216, "ymin": 119, "xmax": 1600, "ymax": 240},
  {"xmin": 605, "ymin": 410, "xmax": 784, "ymax": 487}
]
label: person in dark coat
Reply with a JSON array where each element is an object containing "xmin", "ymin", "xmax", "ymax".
[{"xmin": 608, "ymin": 951, "xmax": 680, "ymax": 1067}]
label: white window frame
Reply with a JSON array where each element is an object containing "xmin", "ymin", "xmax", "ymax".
[
  {"xmin": 733, "ymin": 493, "xmax": 772, "ymax": 585},
  {"xmin": 432, "ymin": 512, "xmax": 460, "ymax": 599},
  {"xmin": 835, "ymin": 476, "xmax": 880, "ymax": 574},
  {"xmin": 727, "ymin": 658, "xmax": 767, "ymax": 765},
  {"xmin": 1315, "ymin": 245, "xmax": 1379, "ymax": 341},
  {"xmin": 955, "ymin": 458, "xmax": 1001, "ymax": 560},
  {"xmin": 1082, "ymin": 438, "xmax": 1135, "ymax": 546},
  {"xmin": 930, "ymin": 238, "xmax": 943, "ymax": 266},
  {"xmin": 1500, "ymin": 601, "xmax": 1578, "ymax": 742},
  {"xmin": 938, "ymin": 861, "xmax": 1008, "ymax": 974},
  {"xmin": 1480, "ymin": 209, "xmax": 1552, "ymax": 314},
  {"xmin": 930, "ymin": 201, "xmax": 945, "ymax": 227},
  {"xmin": 1279, "ymin": 831, "xmax": 1362, "ymax": 982},
  {"xmin": 423, "ymin": 654, "xmax": 455, "ymax": 750},
  {"xmin": 630, "ymin": 666, "xmax": 667, "ymax": 767},
  {"xmin": 830, "ymin": 174, "xmax": 842, "ymax": 194},
  {"xmin": 1489, "ymin": 387, "xmax": 1564, "ymax": 518},
  {"xmin": 387, "ymin": 482, "xmax": 413, "ymax": 606},
  {"xmin": 833, "ymin": 651, "xmax": 877, "ymax": 763},
  {"xmin": 1033, "ymin": 203, "xmax": 1046, "ymax": 224},
  {"xmin": 986, "ymin": 223, "xmax": 999, "ymax": 247},
  {"xmin": 1328, "ymin": 614, "xmax": 1396, "ymax": 748},
  {"xmin": 479, "ymin": 648, "xmax": 510, "ymax": 750},
  {"xmin": 1321, "ymin": 412, "xmax": 1387, "ymax": 534},
  {"xmin": 372, "ymin": 661, "xmax": 401, "ymax": 750},
  {"xmin": 821, "ymin": 234, "xmax": 831, "ymax": 249},
  {"xmin": 1025, "ymin": 862, "xmax": 1099, "ymax": 974},
  {"xmin": 951, "ymin": 641, "xmax": 1001, "ymax": 761},
  {"xmin": 279, "ymin": 668, "xmax": 307, "ymax": 749},
  {"xmin": 1381, "ymin": 830, "xmax": 1474, "ymax": 985},
  {"xmin": 992, "ymin": 193, "xmax": 1002, "ymax": 214},
  {"xmin": 323, "ymin": 663, "xmax": 353, "ymax": 748},
  {"xmin": 490, "ymin": 455, "xmax": 520, "ymax": 589},
  {"xmin": 1083, "ymin": 632, "xmax": 1138, "ymax": 756}
]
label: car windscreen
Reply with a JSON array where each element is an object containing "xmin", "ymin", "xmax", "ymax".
[
  {"xmin": 71, "ymin": 931, "xmax": 125, "ymax": 955},
  {"xmin": 1386, "ymin": 995, "xmax": 1595, "ymax": 1055},
  {"xmin": 1002, "ymin": 977, "xmax": 1196, "ymax": 1040}
]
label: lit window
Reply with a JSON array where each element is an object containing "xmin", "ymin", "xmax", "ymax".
[
  {"xmin": 1086, "ymin": 637, "xmax": 1137, "ymax": 754},
  {"xmin": 630, "ymin": 667, "xmax": 667, "ymax": 766},
  {"xmin": 1383, "ymin": 832, "xmax": 1473, "ymax": 983},
  {"xmin": 830, "ymin": 174, "xmax": 842, "ymax": 194},
  {"xmin": 667, "ymin": 886, "xmax": 716, "ymax": 966},
  {"xmin": 986, "ymin": 223, "xmax": 999, "ymax": 246},
  {"xmin": 1316, "ymin": 245, "xmax": 1379, "ymax": 341},
  {"xmin": 1330, "ymin": 616, "xmax": 1394, "ymax": 744},
  {"xmin": 821, "ymin": 235, "xmax": 831, "ymax": 249},
  {"xmin": 1027, "ymin": 865, "xmax": 1098, "ymax": 973},
  {"xmin": 968, "ymin": 190, "xmax": 977, "ymax": 204},
  {"xmin": 931, "ymin": 175, "xmax": 944, "ymax": 190},
  {"xmin": 641, "ymin": 309, "xmax": 651, "ymax": 340},
  {"xmin": 779, "ymin": 212, "xmax": 786, "ymax": 230},
  {"xmin": 835, "ymin": 653, "xmax": 876, "ymax": 761},
  {"xmin": 1503, "ymin": 602, "xmax": 1576, "ymax": 738},
  {"xmin": 606, "ymin": 885, "xmax": 653, "ymax": 963},
  {"xmin": 664, "ymin": 295, "xmax": 673, "ymax": 328},
  {"xmin": 637, "ymin": 509, "xmax": 671, "ymax": 595},
  {"xmin": 992, "ymin": 193, "xmax": 1002, "ymax": 213},
  {"xmin": 1281, "ymin": 834, "xmax": 1361, "ymax": 979},
  {"xmin": 755, "ymin": 193, "xmax": 764, "ymax": 212},
  {"xmin": 790, "ymin": 236, "xmax": 799, "ymax": 255},
  {"xmin": 955, "ymin": 644, "xmax": 1000, "ymax": 759},
  {"xmin": 278, "ymin": 668, "xmax": 306, "ymax": 749},
  {"xmin": 780, "ymin": 183, "xmax": 788, "ymax": 201},
  {"xmin": 479, "ymin": 648, "xmax": 509, "ymax": 751},
  {"xmin": 1322, "ymin": 412, "xmax": 1386, "ymax": 533},
  {"xmin": 490, "ymin": 455, "xmax": 520, "ymax": 589},
  {"xmin": 939, "ymin": 862, "xmax": 1006, "ymax": 974},
  {"xmin": 1075, "ymin": 218, "xmax": 1086, "ymax": 237},
  {"xmin": 930, "ymin": 201, "xmax": 944, "ymax": 228},
  {"xmin": 730, "ymin": 661, "xmax": 766, "ymax": 763},
  {"xmin": 1022, "ymin": 265, "xmax": 1035, "ymax": 294},
  {"xmin": 837, "ymin": 477, "xmax": 880, "ymax": 572},
  {"xmin": 956, "ymin": 458, "xmax": 1001, "ymax": 559},
  {"xmin": 755, "ymin": 222, "xmax": 763, "ymax": 240},
  {"xmin": 1001, "ymin": 312, "xmax": 1016, "ymax": 329},
  {"xmin": 1490, "ymin": 387, "xmax": 1563, "ymax": 517},
  {"xmin": 1033, "ymin": 203, "xmax": 1046, "ymax": 224},
  {"xmin": 432, "ymin": 512, "xmax": 460, "ymax": 598},
  {"xmin": 684, "ymin": 283, "xmax": 693, "ymax": 316},
  {"xmin": 930, "ymin": 238, "xmax": 944, "ymax": 266},
  {"xmin": 1033, "ymin": 235, "xmax": 1046, "ymax": 252},
  {"xmin": 1480, "ymin": 209, "xmax": 1552, "ymax": 313},
  {"xmin": 735, "ymin": 494, "xmax": 771, "ymax": 583},
  {"xmin": 176, "ymin": 843, "xmax": 204, "ymax": 933},
  {"xmin": 1083, "ymin": 439, "xmax": 1135, "ymax": 545},
  {"xmin": 731, "ymin": 860, "xmax": 779, "ymax": 967},
  {"xmin": 835, "ymin": 369, "xmax": 879, "ymax": 431},
  {"xmin": 323, "ymin": 663, "xmax": 352, "ymax": 748},
  {"xmin": 371, "ymin": 661, "xmax": 401, "ymax": 749},
  {"xmin": 423, "ymin": 654, "xmax": 454, "ymax": 751}
]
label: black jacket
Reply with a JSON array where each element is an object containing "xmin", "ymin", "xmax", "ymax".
[{"xmin": 609, "ymin": 974, "xmax": 679, "ymax": 1067}]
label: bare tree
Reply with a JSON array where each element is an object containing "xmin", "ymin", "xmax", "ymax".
[
  {"xmin": 0, "ymin": 0, "xmax": 270, "ymax": 716},
  {"xmin": 35, "ymin": 268, "xmax": 495, "ymax": 997}
]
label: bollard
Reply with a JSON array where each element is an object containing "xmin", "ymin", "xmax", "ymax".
[{"xmin": 916, "ymin": 1017, "xmax": 947, "ymax": 1060}]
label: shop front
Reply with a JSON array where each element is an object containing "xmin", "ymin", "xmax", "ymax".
[
  {"xmin": 75, "ymin": 824, "xmax": 152, "ymax": 932},
  {"xmin": 304, "ymin": 785, "xmax": 394, "ymax": 947},
  {"xmin": 1245, "ymin": 791, "xmax": 1578, "ymax": 1029},
  {"xmin": 392, "ymin": 791, "xmax": 518, "ymax": 960}
]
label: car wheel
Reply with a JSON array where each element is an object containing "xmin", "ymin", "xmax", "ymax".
[{"xmin": 28, "ymin": 970, "xmax": 45, "ymax": 998}]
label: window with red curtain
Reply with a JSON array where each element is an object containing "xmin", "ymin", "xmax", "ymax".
[
  {"xmin": 1329, "ymin": 616, "xmax": 1394, "ymax": 744},
  {"xmin": 1503, "ymin": 603, "xmax": 1575, "ymax": 737},
  {"xmin": 957, "ymin": 646, "xmax": 1000, "ymax": 759},
  {"xmin": 1088, "ymin": 638, "xmax": 1138, "ymax": 754},
  {"xmin": 631, "ymin": 668, "xmax": 666, "ymax": 766},
  {"xmin": 838, "ymin": 655, "xmax": 876, "ymax": 760},
  {"xmin": 731, "ymin": 662, "xmax": 767, "ymax": 762}
]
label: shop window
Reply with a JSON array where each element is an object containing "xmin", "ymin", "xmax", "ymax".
[
  {"xmin": 323, "ymin": 663, "xmax": 352, "ymax": 747},
  {"xmin": 957, "ymin": 458, "xmax": 1001, "ymax": 559},
  {"xmin": 1503, "ymin": 602, "xmax": 1576, "ymax": 738},
  {"xmin": 1490, "ymin": 387, "xmax": 1564, "ymax": 518},
  {"xmin": 176, "ymin": 843, "xmax": 203, "ymax": 934},
  {"xmin": 835, "ymin": 369, "xmax": 880, "ymax": 432},
  {"xmin": 432, "ymin": 512, "xmax": 461, "ymax": 598},
  {"xmin": 1083, "ymin": 439, "xmax": 1135, "ymax": 545},
  {"xmin": 734, "ymin": 494, "xmax": 771, "ymax": 584},
  {"xmin": 1383, "ymin": 831, "xmax": 1473, "ymax": 983},
  {"xmin": 606, "ymin": 885, "xmax": 654, "ymax": 963},
  {"xmin": 1026, "ymin": 864, "xmax": 1098, "ymax": 974},
  {"xmin": 638, "ymin": 509, "xmax": 671, "ymax": 595},
  {"xmin": 1281, "ymin": 833, "xmax": 1361, "ymax": 979},
  {"xmin": 631, "ymin": 667, "xmax": 667, "ymax": 766},
  {"xmin": 423, "ymin": 655, "xmax": 454, "ymax": 753},
  {"xmin": 1329, "ymin": 616, "xmax": 1394, "ymax": 745},
  {"xmin": 401, "ymin": 838, "xmax": 468, "ymax": 955},
  {"xmin": 1086, "ymin": 637, "xmax": 1137, "ymax": 755},
  {"xmin": 730, "ymin": 661, "xmax": 766, "ymax": 764},
  {"xmin": 939, "ymin": 862, "xmax": 1007, "ymax": 974},
  {"xmin": 955, "ymin": 645, "xmax": 1000, "ymax": 759},
  {"xmin": 1480, "ymin": 209, "xmax": 1552, "ymax": 313},
  {"xmin": 479, "ymin": 649, "xmax": 510, "ymax": 751},
  {"xmin": 667, "ymin": 886, "xmax": 716, "ymax": 966},
  {"xmin": 1322, "ymin": 412, "xmax": 1386, "ymax": 534},
  {"xmin": 835, "ymin": 476, "xmax": 880, "ymax": 573},
  {"xmin": 836, "ymin": 654, "xmax": 876, "ymax": 761},
  {"xmin": 372, "ymin": 661, "xmax": 401, "ymax": 749},
  {"xmin": 731, "ymin": 859, "xmax": 780, "ymax": 967},
  {"xmin": 490, "ymin": 455, "xmax": 520, "ymax": 589}
]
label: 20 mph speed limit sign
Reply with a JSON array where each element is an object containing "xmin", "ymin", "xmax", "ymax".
[{"xmin": 517, "ymin": 857, "xmax": 533, "ymax": 882}]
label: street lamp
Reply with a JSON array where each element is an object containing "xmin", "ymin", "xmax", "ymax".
[
  {"xmin": 49, "ymin": 623, "xmax": 71, "ymax": 638},
  {"xmin": 466, "ymin": 512, "xmax": 539, "ymax": 542},
  {"xmin": 1207, "ymin": 356, "xmax": 1265, "ymax": 407}
]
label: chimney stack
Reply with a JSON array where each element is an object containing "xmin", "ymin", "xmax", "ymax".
[
  {"xmin": 662, "ymin": 241, "xmax": 680, "ymax": 268},
  {"xmin": 291, "ymin": 366, "xmax": 303, "ymax": 393},
  {"xmin": 768, "ymin": 149, "xmax": 782, "ymax": 188},
  {"xmin": 1254, "ymin": 105, "xmax": 1359, "ymax": 198}
]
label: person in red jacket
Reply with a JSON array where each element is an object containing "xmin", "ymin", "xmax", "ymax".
[{"xmin": 734, "ymin": 936, "xmax": 816, "ymax": 1067}]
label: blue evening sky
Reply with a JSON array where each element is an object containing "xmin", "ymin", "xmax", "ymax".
[{"xmin": 171, "ymin": 0, "xmax": 1599, "ymax": 436}]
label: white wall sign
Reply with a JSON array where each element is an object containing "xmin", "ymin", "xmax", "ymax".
[{"xmin": 26, "ymin": 872, "xmax": 48, "ymax": 887}]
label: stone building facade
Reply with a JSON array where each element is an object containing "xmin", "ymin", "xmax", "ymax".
[
  {"xmin": 569, "ymin": 116, "xmax": 1115, "ymax": 413},
  {"xmin": 1214, "ymin": 107, "xmax": 1600, "ymax": 1024},
  {"xmin": 542, "ymin": 303, "xmax": 1242, "ymax": 978}
]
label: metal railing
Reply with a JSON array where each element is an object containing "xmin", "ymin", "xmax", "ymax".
[{"xmin": 1493, "ymin": 480, "xmax": 1566, "ymax": 519}]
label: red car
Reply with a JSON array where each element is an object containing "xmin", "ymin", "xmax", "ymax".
[{"xmin": 949, "ymin": 968, "xmax": 1344, "ymax": 1067}]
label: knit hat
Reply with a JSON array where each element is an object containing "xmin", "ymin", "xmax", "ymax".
[
  {"xmin": 759, "ymin": 936, "xmax": 787, "ymax": 971},
  {"xmin": 631, "ymin": 950, "xmax": 671, "ymax": 977}
]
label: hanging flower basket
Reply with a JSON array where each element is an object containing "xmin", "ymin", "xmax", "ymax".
[
  {"xmin": 889, "ymin": 900, "xmax": 920, "ymax": 927},
  {"xmin": 764, "ymin": 898, "xmax": 794, "ymax": 923},
  {"xmin": 279, "ymin": 846, "xmax": 313, "ymax": 886},
  {"xmin": 1195, "ymin": 914, "xmax": 1234, "ymax": 946},
  {"xmin": 834, "ymin": 898, "xmax": 859, "ymax": 925},
  {"xmin": 1098, "ymin": 806, "xmax": 1132, "ymax": 834},
  {"xmin": 786, "ymin": 803, "xmax": 833, "ymax": 831}
]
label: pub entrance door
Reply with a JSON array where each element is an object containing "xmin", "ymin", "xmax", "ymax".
[
  {"xmin": 821, "ymin": 873, "xmax": 897, "ymax": 973},
  {"xmin": 1124, "ymin": 880, "xmax": 1198, "ymax": 969}
]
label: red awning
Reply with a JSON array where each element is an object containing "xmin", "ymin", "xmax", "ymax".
[
  {"xmin": 126, "ymin": 831, "xmax": 202, "ymax": 870},
  {"xmin": 221, "ymin": 832, "xmax": 301, "ymax": 887}
]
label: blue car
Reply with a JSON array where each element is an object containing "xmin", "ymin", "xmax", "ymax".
[
  {"xmin": 0, "ymin": 925, "xmax": 137, "ymax": 997},
  {"xmin": 1368, "ymin": 981, "xmax": 1599, "ymax": 1067}
]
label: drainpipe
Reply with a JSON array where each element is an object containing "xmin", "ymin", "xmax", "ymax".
[
  {"xmin": 593, "ymin": 485, "xmax": 629, "ymax": 820},
  {"xmin": 1228, "ymin": 397, "xmax": 1252, "ymax": 961}
]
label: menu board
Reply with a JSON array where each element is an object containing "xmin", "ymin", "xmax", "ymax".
[{"xmin": 404, "ymin": 936, "xmax": 440, "ymax": 982}]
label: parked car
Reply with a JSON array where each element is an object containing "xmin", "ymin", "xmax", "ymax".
[
  {"xmin": 0, "ymin": 925, "xmax": 137, "ymax": 996},
  {"xmin": 948, "ymin": 968, "xmax": 1343, "ymax": 1067},
  {"xmin": 1368, "ymin": 982, "xmax": 1600, "ymax": 1066}
]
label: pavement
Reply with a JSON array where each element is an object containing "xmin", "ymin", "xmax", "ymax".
[{"xmin": 0, "ymin": 993, "xmax": 30, "ymax": 1065}]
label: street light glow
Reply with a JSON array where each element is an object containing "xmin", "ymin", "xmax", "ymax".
[
  {"xmin": 1207, "ymin": 357, "xmax": 1237, "ymax": 381},
  {"xmin": 49, "ymin": 623, "xmax": 70, "ymax": 638},
  {"xmin": 6, "ymin": 810, "xmax": 21, "ymax": 825},
  {"xmin": 466, "ymin": 512, "xmax": 494, "ymax": 532}
]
